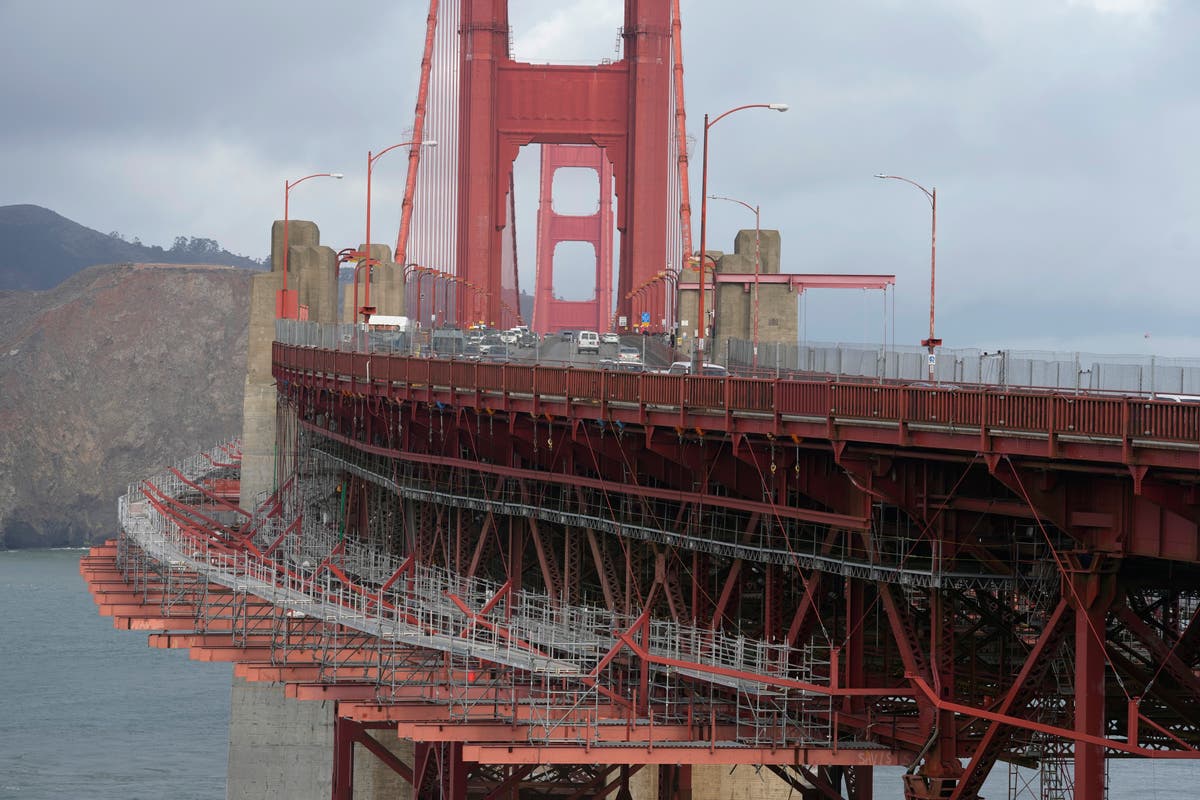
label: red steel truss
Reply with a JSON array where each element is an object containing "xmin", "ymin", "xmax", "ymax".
[{"xmin": 87, "ymin": 348, "xmax": 1200, "ymax": 799}]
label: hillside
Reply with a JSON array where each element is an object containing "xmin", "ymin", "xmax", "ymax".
[
  {"xmin": 0, "ymin": 204, "xmax": 263, "ymax": 291},
  {"xmin": 0, "ymin": 263, "xmax": 251, "ymax": 547}
]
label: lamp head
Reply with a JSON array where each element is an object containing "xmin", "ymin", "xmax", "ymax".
[
  {"xmin": 768, "ymin": 103, "xmax": 789, "ymax": 112},
  {"xmin": 331, "ymin": 173, "xmax": 345, "ymax": 179},
  {"xmin": 425, "ymin": 140, "xmax": 438, "ymax": 147},
  {"xmin": 874, "ymin": 173, "xmax": 888, "ymax": 179}
]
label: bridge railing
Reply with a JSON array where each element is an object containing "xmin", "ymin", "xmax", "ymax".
[
  {"xmin": 275, "ymin": 339, "xmax": 1200, "ymax": 454},
  {"xmin": 727, "ymin": 337, "xmax": 1200, "ymax": 396}
]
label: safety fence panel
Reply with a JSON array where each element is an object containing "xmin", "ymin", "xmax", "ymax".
[
  {"xmin": 638, "ymin": 374, "xmax": 682, "ymax": 406},
  {"xmin": 426, "ymin": 358, "xmax": 453, "ymax": 386},
  {"xmin": 1132, "ymin": 399, "xmax": 1200, "ymax": 442},
  {"xmin": 829, "ymin": 384, "xmax": 899, "ymax": 421},
  {"xmin": 401, "ymin": 356, "xmax": 432, "ymax": 385},
  {"xmin": 986, "ymin": 394, "xmax": 1048, "ymax": 433},
  {"xmin": 532, "ymin": 367, "xmax": 568, "ymax": 398},
  {"xmin": 775, "ymin": 382, "xmax": 832, "ymax": 418},
  {"xmin": 378, "ymin": 355, "xmax": 406, "ymax": 385},
  {"xmin": 728, "ymin": 378, "xmax": 773, "ymax": 413},
  {"xmin": 504, "ymin": 364, "xmax": 536, "ymax": 395},
  {"xmin": 901, "ymin": 388, "xmax": 985, "ymax": 427},
  {"xmin": 1052, "ymin": 396, "xmax": 1124, "ymax": 438},
  {"xmin": 332, "ymin": 351, "xmax": 355, "ymax": 378},
  {"xmin": 567, "ymin": 369, "xmax": 603, "ymax": 400},
  {"xmin": 348, "ymin": 352, "xmax": 370, "ymax": 381},
  {"xmin": 683, "ymin": 376, "xmax": 724, "ymax": 409},
  {"xmin": 604, "ymin": 372, "xmax": 641, "ymax": 403},
  {"xmin": 471, "ymin": 363, "xmax": 503, "ymax": 393},
  {"xmin": 450, "ymin": 361, "xmax": 478, "ymax": 389}
]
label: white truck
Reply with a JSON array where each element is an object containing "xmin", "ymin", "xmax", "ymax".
[{"xmin": 577, "ymin": 330, "xmax": 600, "ymax": 353}]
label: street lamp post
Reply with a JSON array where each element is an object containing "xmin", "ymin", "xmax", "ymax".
[
  {"xmin": 696, "ymin": 102, "xmax": 787, "ymax": 367},
  {"xmin": 416, "ymin": 267, "xmax": 431, "ymax": 328},
  {"xmin": 362, "ymin": 140, "xmax": 436, "ymax": 321},
  {"xmin": 875, "ymin": 174, "xmax": 940, "ymax": 380},
  {"xmin": 402, "ymin": 262, "xmax": 423, "ymax": 322},
  {"xmin": 281, "ymin": 172, "xmax": 343, "ymax": 319},
  {"xmin": 659, "ymin": 269, "xmax": 678, "ymax": 336},
  {"xmin": 709, "ymin": 194, "xmax": 761, "ymax": 371}
]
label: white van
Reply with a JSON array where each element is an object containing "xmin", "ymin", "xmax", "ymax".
[{"xmin": 577, "ymin": 330, "xmax": 600, "ymax": 353}]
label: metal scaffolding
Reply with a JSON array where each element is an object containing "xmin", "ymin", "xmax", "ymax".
[{"xmin": 116, "ymin": 439, "xmax": 857, "ymax": 751}]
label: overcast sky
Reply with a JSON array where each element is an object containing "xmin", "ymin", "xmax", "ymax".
[{"xmin": 2, "ymin": 0, "xmax": 1196, "ymax": 356}]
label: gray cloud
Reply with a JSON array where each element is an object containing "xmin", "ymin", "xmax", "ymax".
[{"xmin": 2, "ymin": 0, "xmax": 1197, "ymax": 355}]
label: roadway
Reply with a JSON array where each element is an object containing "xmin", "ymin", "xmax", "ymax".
[{"xmin": 478, "ymin": 332, "xmax": 675, "ymax": 371}]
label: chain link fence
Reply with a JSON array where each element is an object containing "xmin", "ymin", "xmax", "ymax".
[{"xmin": 726, "ymin": 338, "xmax": 1200, "ymax": 396}]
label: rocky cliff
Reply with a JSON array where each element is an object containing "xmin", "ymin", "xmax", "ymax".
[{"xmin": 0, "ymin": 263, "xmax": 251, "ymax": 548}]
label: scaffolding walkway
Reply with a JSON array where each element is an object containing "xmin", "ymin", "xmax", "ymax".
[{"xmin": 117, "ymin": 441, "xmax": 846, "ymax": 750}]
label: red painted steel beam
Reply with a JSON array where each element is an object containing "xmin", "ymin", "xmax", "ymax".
[
  {"xmin": 460, "ymin": 743, "xmax": 909, "ymax": 766},
  {"xmin": 677, "ymin": 273, "xmax": 896, "ymax": 290},
  {"xmin": 394, "ymin": 721, "xmax": 744, "ymax": 744}
]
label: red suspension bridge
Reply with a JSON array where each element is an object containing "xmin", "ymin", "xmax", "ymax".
[{"xmin": 81, "ymin": 2, "xmax": 1200, "ymax": 799}]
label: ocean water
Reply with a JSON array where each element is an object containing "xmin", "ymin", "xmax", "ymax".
[
  {"xmin": 2, "ymin": 548, "xmax": 1199, "ymax": 799},
  {"xmin": 0, "ymin": 548, "xmax": 231, "ymax": 800}
]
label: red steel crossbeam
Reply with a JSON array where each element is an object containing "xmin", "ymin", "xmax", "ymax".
[
  {"xmin": 676, "ymin": 272, "xmax": 896, "ymax": 291},
  {"xmin": 460, "ymin": 743, "xmax": 906, "ymax": 767}
]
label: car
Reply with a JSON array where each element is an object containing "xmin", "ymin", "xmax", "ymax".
[
  {"xmin": 499, "ymin": 330, "xmax": 518, "ymax": 344},
  {"xmin": 601, "ymin": 332, "xmax": 620, "ymax": 345},
  {"xmin": 478, "ymin": 334, "xmax": 506, "ymax": 357},
  {"xmin": 664, "ymin": 361, "xmax": 727, "ymax": 376},
  {"xmin": 617, "ymin": 345, "xmax": 640, "ymax": 362},
  {"xmin": 560, "ymin": 329, "xmax": 575, "ymax": 341},
  {"xmin": 577, "ymin": 330, "xmax": 600, "ymax": 353}
]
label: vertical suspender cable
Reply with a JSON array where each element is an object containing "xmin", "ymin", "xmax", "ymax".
[{"xmin": 395, "ymin": 0, "xmax": 441, "ymax": 268}]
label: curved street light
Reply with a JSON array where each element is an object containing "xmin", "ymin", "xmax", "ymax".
[
  {"xmin": 281, "ymin": 172, "xmax": 343, "ymax": 319},
  {"xmin": 360, "ymin": 140, "xmax": 437, "ymax": 320},
  {"xmin": 875, "ymin": 173, "xmax": 939, "ymax": 379},
  {"xmin": 696, "ymin": 102, "xmax": 787, "ymax": 365}
]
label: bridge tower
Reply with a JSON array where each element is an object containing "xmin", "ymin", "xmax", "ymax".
[
  {"xmin": 455, "ymin": 0, "xmax": 671, "ymax": 329},
  {"xmin": 531, "ymin": 144, "xmax": 615, "ymax": 335}
]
